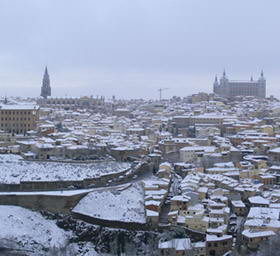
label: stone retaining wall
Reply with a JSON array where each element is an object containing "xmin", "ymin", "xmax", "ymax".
[
  {"xmin": 0, "ymin": 192, "xmax": 88, "ymax": 213},
  {"xmin": 0, "ymin": 166, "xmax": 130, "ymax": 192},
  {"xmin": 0, "ymin": 161, "xmax": 152, "ymax": 192},
  {"xmin": 72, "ymin": 211, "xmax": 149, "ymax": 231},
  {"xmin": 0, "ymin": 161, "xmax": 153, "ymax": 222}
]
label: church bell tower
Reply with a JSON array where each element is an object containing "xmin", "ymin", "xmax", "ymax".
[{"xmin": 40, "ymin": 66, "xmax": 51, "ymax": 98}]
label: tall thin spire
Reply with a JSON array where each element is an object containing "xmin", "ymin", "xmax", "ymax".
[
  {"xmin": 40, "ymin": 66, "xmax": 51, "ymax": 98},
  {"xmin": 45, "ymin": 66, "xmax": 49, "ymax": 76}
]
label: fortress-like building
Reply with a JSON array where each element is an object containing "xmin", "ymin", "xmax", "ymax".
[{"xmin": 213, "ymin": 71, "xmax": 266, "ymax": 99}]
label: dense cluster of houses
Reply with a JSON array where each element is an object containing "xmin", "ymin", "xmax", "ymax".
[
  {"xmin": 2, "ymin": 94, "xmax": 280, "ymax": 255},
  {"xmin": 143, "ymin": 163, "xmax": 172, "ymax": 225}
]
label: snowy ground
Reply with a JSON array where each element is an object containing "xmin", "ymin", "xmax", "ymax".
[
  {"xmin": 0, "ymin": 205, "xmax": 69, "ymax": 254},
  {"xmin": 73, "ymin": 183, "xmax": 146, "ymax": 223},
  {"xmin": 0, "ymin": 154, "xmax": 130, "ymax": 184}
]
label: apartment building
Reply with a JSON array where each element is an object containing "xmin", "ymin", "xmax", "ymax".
[{"xmin": 0, "ymin": 105, "xmax": 39, "ymax": 134}]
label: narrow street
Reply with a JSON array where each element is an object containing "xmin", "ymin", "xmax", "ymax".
[
  {"xmin": 159, "ymin": 202, "xmax": 171, "ymax": 224},
  {"xmin": 159, "ymin": 172, "xmax": 182, "ymax": 225}
]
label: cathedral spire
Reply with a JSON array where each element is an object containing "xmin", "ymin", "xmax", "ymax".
[
  {"xmin": 45, "ymin": 66, "xmax": 49, "ymax": 76},
  {"xmin": 40, "ymin": 66, "xmax": 51, "ymax": 99}
]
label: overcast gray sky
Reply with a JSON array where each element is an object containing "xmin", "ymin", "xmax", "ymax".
[{"xmin": 0, "ymin": 0, "xmax": 279, "ymax": 99}]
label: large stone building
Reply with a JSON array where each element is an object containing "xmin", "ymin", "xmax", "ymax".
[
  {"xmin": 37, "ymin": 96, "xmax": 105, "ymax": 109},
  {"xmin": 213, "ymin": 70, "xmax": 266, "ymax": 99},
  {"xmin": 38, "ymin": 67, "xmax": 105, "ymax": 109},
  {"xmin": 0, "ymin": 105, "xmax": 40, "ymax": 134}
]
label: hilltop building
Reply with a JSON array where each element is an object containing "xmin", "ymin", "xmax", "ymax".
[
  {"xmin": 38, "ymin": 67, "xmax": 105, "ymax": 109},
  {"xmin": 37, "ymin": 96, "xmax": 105, "ymax": 110},
  {"xmin": 213, "ymin": 70, "xmax": 266, "ymax": 99}
]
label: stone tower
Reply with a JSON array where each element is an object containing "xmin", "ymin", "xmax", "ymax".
[
  {"xmin": 40, "ymin": 66, "xmax": 51, "ymax": 98},
  {"xmin": 257, "ymin": 70, "xmax": 266, "ymax": 98}
]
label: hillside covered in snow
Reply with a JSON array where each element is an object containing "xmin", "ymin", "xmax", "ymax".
[
  {"xmin": 0, "ymin": 205, "xmax": 69, "ymax": 254},
  {"xmin": 73, "ymin": 183, "xmax": 146, "ymax": 224}
]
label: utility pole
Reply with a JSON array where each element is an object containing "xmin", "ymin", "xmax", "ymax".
[{"xmin": 158, "ymin": 88, "xmax": 169, "ymax": 101}]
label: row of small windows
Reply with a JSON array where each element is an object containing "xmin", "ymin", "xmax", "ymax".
[
  {"xmin": 7, "ymin": 129, "xmax": 28, "ymax": 134},
  {"xmin": 47, "ymin": 101, "xmax": 76, "ymax": 104},
  {"xmin": 0, "ymin": 111, "xmax": 32, "ymax": 115},
  {"xmin": 1, "ymin": 117, "xmax": 31, "ymax": 121},
  {"xmin": 44, "ymin": 101, "xmax": 95, "ymax": 105},
  {"xmin": 195, "ymin": 119, "xmax": 220, "ymax": 121},
  {"xmin": 1, "ymin": 123, "xmax": 31, "ymax": 127}
]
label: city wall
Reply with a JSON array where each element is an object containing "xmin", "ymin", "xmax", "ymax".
[
  {"xmin": 0, "ymin": 167, "xmax": 130, "ymax": 192},
  {"xmin": 0, "ymin": 192, "xmax": 88, "ymax": 214},
  {"xmin": 0, "ymin": 162, "xmax": 152, "ymax": 215},
  {"xmin": 0, "ymin": 161, "xmax": 151, "ymax": 192},
  {"xmin": 71, "ymin": 211, "xmax": 149, "ymax": 231}
]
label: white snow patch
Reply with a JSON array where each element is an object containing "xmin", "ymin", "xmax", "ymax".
[
  {"xmin": 73, "ymin": 183, "xmax": 146, "ymax": 223},
  {"xmin": 0, "ymin": 205, "xmax": 68, "ymax": 251}
]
